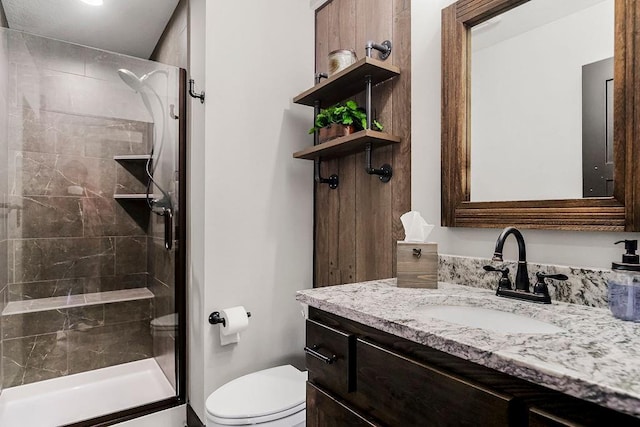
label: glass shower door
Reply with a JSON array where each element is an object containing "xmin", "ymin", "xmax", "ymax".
[{"xmin": 0, "ymin": 27, "xmax": 185, "ymax": 426}]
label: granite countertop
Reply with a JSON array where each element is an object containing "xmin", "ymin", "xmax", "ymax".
[{"xmin": 296, "ymin": 279, "xmax": 640, "ymax": 417}]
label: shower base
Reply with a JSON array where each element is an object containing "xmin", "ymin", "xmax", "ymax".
[{"xmin": 0, "ymin": 358, "xmax": 175, "ymax": 427}]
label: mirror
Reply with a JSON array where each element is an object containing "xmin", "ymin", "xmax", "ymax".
[
  {"xmin": 470, "ymin": 0, "xmax": 614, "ymax": 202},
  {"xmin": 441, "ymin": 0, "xmax": 640, "ymax": 231}
]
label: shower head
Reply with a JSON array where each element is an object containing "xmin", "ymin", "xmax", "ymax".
[
  {"xmin": 118, "ymin": 68, "xmax": 145, "ymax": 92},
  {"xmin": 118, "ymin": 68, "xmax": 170, "ymax": 92}
]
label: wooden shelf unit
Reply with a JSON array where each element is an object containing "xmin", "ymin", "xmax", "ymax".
[
  {"xmin": 293, "ymin": 130, "xmax": 400, "ymax": 160},
  {"xmin": 293, "ymin": 57, "xmax": 399, "ymax": 107}
]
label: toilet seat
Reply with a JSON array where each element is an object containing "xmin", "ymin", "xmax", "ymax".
[{"xmin": 205, "ymin": 365, "xmax": 307, "ymax": 426}]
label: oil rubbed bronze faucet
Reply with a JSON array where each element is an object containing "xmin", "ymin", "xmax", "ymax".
[
  {"xmin": 492, "ymin": 227, "xmax": 530, "ymax": 292},
  {"xmin": 484, "ymin": 227, "xmax": 566, "ymax": 304}
]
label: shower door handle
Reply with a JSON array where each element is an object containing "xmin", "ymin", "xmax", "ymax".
[{"xmin": 164, "ymin": 209, "xmax": 173, "ymax": 251}]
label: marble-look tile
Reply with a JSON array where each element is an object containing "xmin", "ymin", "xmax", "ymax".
[
  {"xmin": 115, "ymin": 236, "xmax": 147, "ymax": 275},
  {"xmin": 103, "ymin": 299, "xmax": 151, "ymax": 325},
  {"xmin": 10, "ymin": 32, "xmax": 85, "ymax": 75},
  {"xmin": 11, "ymin": 150, "xmax": 116, "ymax": 198},
  {"xmin": 11, "ymin": 237, "xmax": 115, "ymax": 283},
  {"xmin": 7, "ymin": 108, "xmax": 55, "ymax": 154},
  {"xmin": 83, "ymin": 121, "xmax": 152, "ymax": 159},
  {"xmin": 8, "ymin": 196, "xmax": 83, "ymax": 239},
  {"xmin": 67, "ymin": 320, "xmax": 152, "ymax": 375},
  {"xmin": 438, "ymin": 254, "xmax": 609, "ymax": 308},
  {"xmin": 9, "ymin": 278, "xmax": 86, "ymax": 301},
  {"xmin": 150, "ymin": 278, "xmax": 174, "ymax": 319},
  {"xmin": 2, "ymin": 332, "xmax": 68, "ymax": 388},
  {"xmin": 148, "ymin": 237, "xmax": 175, "ymax": 286},
  {"xmin": 67, "ymin": 305, "xmax": 105, "ymax": 331},
  {"xmin": 82, "ymin": 274, "xmax": 148, "ymax": 294},
  {"xmin": 297, "ymin": 279, "xmax": 640, "ymax": 417},
  {"xmin": 3, "ymin": 309, "xmax": 68, "ymax": 339},
  {"xmin": 82, "ymin": 196, "xmax": 147, "ymax": 237}
]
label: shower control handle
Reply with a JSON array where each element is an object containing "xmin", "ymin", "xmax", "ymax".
[{"xmin": 164, "ymin": 208, "xmax": 173, "ymax": 250}]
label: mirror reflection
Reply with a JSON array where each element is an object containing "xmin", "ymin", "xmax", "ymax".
[{"xmin": 470, "ymin": 0, "xmax": 614, "ymax": 202}]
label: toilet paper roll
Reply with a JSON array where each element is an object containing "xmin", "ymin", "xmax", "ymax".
[{"xmin": 219, "ymin": 306, "xmax": 249, "ymax": 346}]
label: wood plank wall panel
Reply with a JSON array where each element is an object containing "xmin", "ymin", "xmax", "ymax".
[
  {"xmin": 314, "ymin": 0, "xmax": 411, "ymax": 287},
  {"xmin": 315, "ymin": 9, "xmax": 330, "ymax": 287}
]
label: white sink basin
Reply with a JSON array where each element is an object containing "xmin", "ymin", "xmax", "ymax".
[{"xmin": 417, "ymin": 305, "xmax": 564, "ymax": 334}]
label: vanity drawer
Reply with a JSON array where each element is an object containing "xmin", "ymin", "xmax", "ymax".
[
  {"xmin": 305, "ymin": 319, "xmax": 355, "ymax": 397},
  {"xmin": 307, "ymin": 382, "xmax": 380, "ymax": 427},
  {"xmin": 355, "ymin": 338, "xmax": 515, "ymax": 426}
]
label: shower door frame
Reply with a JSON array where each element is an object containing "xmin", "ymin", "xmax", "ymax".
[{"xmin": 64, "ymin": 68, "xmax": 189, "ymax": 427}]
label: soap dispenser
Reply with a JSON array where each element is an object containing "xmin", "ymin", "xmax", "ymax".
[{"xmin": 608, "ymin": 239, "xmax": 640, "ymax": 321}]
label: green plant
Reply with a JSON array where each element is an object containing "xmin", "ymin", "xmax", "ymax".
[{"xmin": 309, "ymin": 100, "xmax": 383, "ymax": 134}]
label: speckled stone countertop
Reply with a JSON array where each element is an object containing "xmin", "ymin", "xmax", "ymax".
[{"xmin": 296, "ymin": 279, "xmax": 640, "ymax": 417}]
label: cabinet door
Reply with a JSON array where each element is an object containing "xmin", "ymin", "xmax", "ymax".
[
  {"xmin": 355, "ymin": 338, "xmax": 515, "ymax": 426},
  {"xmin": 307, "ymin": 382, "xmax": 379, "ymax": 427}
]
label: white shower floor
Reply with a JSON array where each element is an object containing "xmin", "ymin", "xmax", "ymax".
[{"xmin": 0, "ymin": 358, "xmax": 176, "ymax": 427}]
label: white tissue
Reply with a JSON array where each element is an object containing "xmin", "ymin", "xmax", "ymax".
[
  {"xmin": 400, "ymin": 211, "xmax": 434, "ymax": 243},
  {"xmin": 219, "ymin": 306, "xmax": 250, "ymax": 346}
]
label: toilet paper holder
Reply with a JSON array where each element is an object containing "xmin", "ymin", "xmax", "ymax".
[{"xmin": 209, "ymin": 310, "xmax": 251, "ymax": 327}]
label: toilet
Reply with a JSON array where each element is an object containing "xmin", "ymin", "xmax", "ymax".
[{"xmin": 205, "ymin": 365, "xmax": 307, "ymax": 427}]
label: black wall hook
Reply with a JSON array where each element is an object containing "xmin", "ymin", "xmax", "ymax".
[
  {"xmin": 189, "ymin": 79, "xmax": 205, "ymax": 104},
  {"xmin": 209, "ymin": 311, "xmax": 252, "ymax": 327}
]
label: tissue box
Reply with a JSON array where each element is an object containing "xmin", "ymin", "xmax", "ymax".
[{"xmin": 396, "ymin": 242, "xmax": 438, "ymax": 288}]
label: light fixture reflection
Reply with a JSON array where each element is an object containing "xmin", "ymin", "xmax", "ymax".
[{"xmin": 80, "ymin": 0, "xmax": 103, "ymax": 5}]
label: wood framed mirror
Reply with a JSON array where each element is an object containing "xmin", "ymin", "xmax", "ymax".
[{"xmin": 441, "ymin": 0, "xmax": 640, "ymax": 231}]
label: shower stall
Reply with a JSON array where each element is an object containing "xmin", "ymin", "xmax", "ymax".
[{"xmin": 0, "ymin": 27, "xmax": 186, "ymax": 426}]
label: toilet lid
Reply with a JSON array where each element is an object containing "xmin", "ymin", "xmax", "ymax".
[{"xmin": 205, "ymin": 365, "xmax": 307, "ymax": 425}]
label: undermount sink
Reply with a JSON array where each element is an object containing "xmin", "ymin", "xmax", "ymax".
[{"xmin": 417, "ymin": 305, "xmax": 565, "ymax": 334}]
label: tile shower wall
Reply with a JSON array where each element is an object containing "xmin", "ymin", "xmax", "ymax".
[{"xmin": 0, "ymin": 29, "xmax": 163, "ymax": 388}]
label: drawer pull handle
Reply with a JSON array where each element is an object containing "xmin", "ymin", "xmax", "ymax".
[{"xmin": 304, "ymin": 345, "xmax": 337, "ymax": 364}]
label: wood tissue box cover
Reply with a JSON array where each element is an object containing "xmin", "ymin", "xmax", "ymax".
[{"xmin": 396, "ymin": 242, "xmax": 438, "ymax": 288}]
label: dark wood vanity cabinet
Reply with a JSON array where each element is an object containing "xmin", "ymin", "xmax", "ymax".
[{"xmin": 305, "ymin": 308, "xmax": 640, "ymax": 427}]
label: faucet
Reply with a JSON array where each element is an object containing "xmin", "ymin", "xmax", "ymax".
[
  {"xmin": 484, "ymin": 227, "xmax": 567, "ymax": 304},
  {"xmin": 492, "ymin": 226, "xmax": 530, "ymax": 292}
]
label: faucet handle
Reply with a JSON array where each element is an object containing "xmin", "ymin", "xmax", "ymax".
[
  {"xmin": 483, "ymin": 265, "xmax": 512, "ymax": 290},
  {"xmin": 533, "ymin": 272, "xmax": 568, "ymax": 296}
]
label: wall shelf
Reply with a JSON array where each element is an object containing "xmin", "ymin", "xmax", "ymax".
[
  {"xmin": 293, "ymin": 48, "xmax": 401, "ymax": 188},
  {"xmin": 293, "ymin": 130, "xmax": 400, "ymax": 160},
  {"xmin": 293, "ymin": 57, "xmax": 400, "ymax": 107}
]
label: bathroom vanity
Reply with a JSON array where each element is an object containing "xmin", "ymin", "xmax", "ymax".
[{"xmin": 297, "ymin": 280, "xmax": 640, "ymax": 426}]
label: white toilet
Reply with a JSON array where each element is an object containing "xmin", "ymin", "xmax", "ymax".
[{"xmin": 205, "ymin": 365, "xmax": 307, "ymax": 427}]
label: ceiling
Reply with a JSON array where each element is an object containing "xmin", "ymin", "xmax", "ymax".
[{"xmin": 0, "ymin": 0, "xmax": 179, "ymax": 59}]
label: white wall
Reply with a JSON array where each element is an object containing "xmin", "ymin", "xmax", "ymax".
[
  {"xmin": 411, "ymin": 1, "xmax": 639, "ymax": 270},
  {"xmin": 188, "ymin": 0, "xmax": 314, "ymax": 421},
  {"xmin": 471, "ymin": 1, "xmax": 613, "ymax": 202},
  {"xmin": 187, "ymin": 0, "xmax": 206, "ymax": 419}
]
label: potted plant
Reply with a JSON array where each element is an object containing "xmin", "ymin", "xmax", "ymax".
[{"xmin": 309, "ymin": 100, "xmax": 383, "ymax": 143}]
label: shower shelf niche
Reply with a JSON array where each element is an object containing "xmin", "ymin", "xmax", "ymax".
[
  {"xmin": 113, "ymin": 193, "xmax": 158, "ymax": 200},
  {"xmin": 1, "ymin": 288, "xmax": 154, "ymax": 316},
  {"xmin": 113, "ymin": 154, "xmax": 152, "ymax": 161},
  {"xmin": 113, "ymin": 154, "xmax": 155, "ymax": 201}
]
